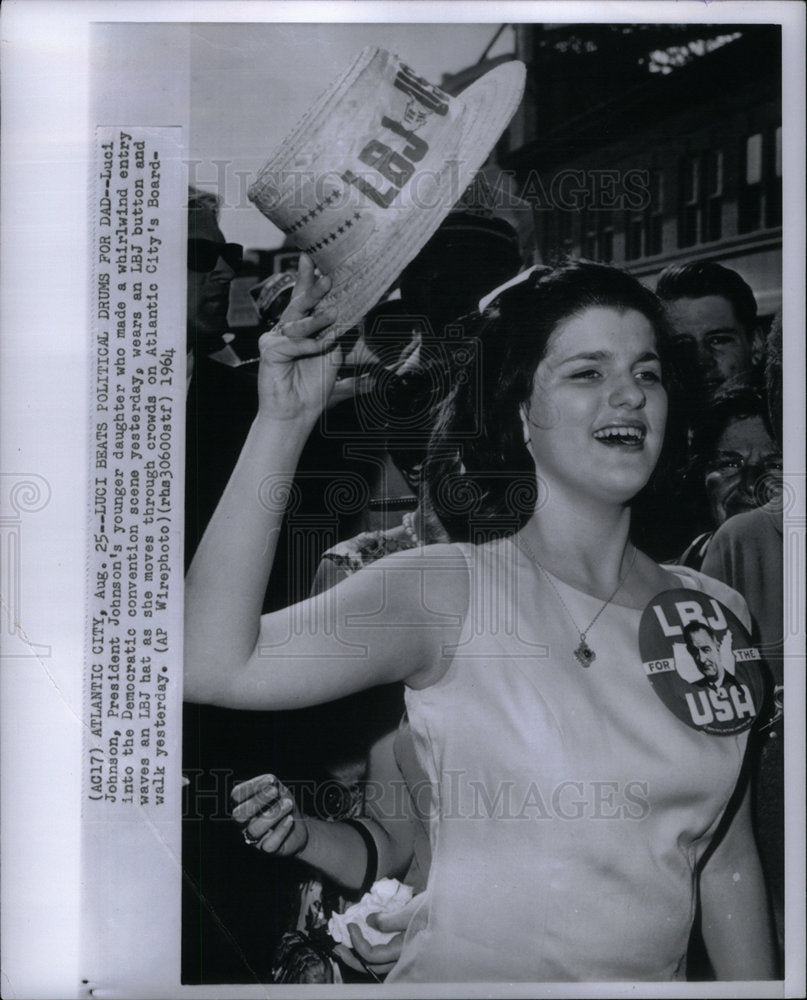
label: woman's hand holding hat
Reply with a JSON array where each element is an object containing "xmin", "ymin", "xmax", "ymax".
[{"xmin": 256, "ymin": 254, "xmax": 341, "ymax": 424}]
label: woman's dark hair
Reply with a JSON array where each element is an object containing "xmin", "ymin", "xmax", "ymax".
[
  {"xmin": 690, "ymin": 384, "xmax": 774, "ymax": 463},
  {"xmin": 424, "ymin": 259, "xmax": 687, "ymax": 551}
]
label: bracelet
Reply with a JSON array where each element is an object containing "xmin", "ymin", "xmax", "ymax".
[{"xmin": 343, "ymin": 818, "xmax": 378, "ymax": 896}]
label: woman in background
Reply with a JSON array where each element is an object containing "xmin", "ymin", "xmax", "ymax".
[{"xmin": 676, "ymin": 385, "xmax": 782, "ymax": 569}]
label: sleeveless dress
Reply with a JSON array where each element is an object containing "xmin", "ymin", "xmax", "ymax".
[{"xmin": 386, "ymin": 537, "xmax": 757, "ymax": 983}]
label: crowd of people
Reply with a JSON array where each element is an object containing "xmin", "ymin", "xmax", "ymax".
[{"xmin": 181, "ymin": 51, "xmax": 784, "ymax": 986}]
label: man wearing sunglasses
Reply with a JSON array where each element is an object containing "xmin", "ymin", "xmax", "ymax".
[
  {"xmin": 185, "ymin": 187, "xmax": 249, "ymax": 562},
  {"xmin": 186, "ymin": 186, "xmax": 243, "ymax": 386}
]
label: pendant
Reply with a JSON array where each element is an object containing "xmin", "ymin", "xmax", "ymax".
[{"xmin": 574, "ymin": 637, "xmax": 596, "ymax": 667}]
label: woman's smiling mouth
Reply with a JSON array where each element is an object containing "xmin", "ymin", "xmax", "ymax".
[{"xmin": 593, "ymin": 423, "xmax": 647, "ymax": 448}]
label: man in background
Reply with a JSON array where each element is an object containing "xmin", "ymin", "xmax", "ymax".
[
  {"xmin": 186, "ymin": 187, "xmax": 241, "ymax": 385},
  {"xmin": 184, "ymin": 188, "xmax": 253, "ymax": 565},
  {"xmin": 656, "ymin": 260, "xmax": 764, "ymax": 403}
]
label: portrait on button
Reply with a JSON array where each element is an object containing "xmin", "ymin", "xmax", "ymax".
[
  {"xmin": 676, "ymin": 620, "xmax": 735, "ymax": 689},
  {"xmin": 639, "ymin": 588, "xmax": 767, "ymax": 736}
]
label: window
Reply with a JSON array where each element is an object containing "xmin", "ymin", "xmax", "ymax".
[
  {"xmin": 540, "ymin": 208, "xmax": 576, "ymax": 264},
  {"xmin": 557, "ymin": 209, "xmax": 575, "ymax": 254},
  {"xmin": 738, "ymin": 128, "xmax": 781, "ymax": 232},
  {"xmin": 678, "ymin": 156, "xmax": 700, "ymax": 247},
  {"xmin": 581, "ymin": 210, "xmax": 597, "ymax": 259},
  {"xmin": 598, "ymin": 210, "xmax": 614, "ymax": 263},
  {"xmin": 580, "ymin": 208, "xmax": 613, "ymax": 262},
  {"xmin": 678, "ymin": 150, "xmax": 723, "ymax": 247},
  {"xmin": 624, "ymin": 210, "xmax": 643, "ymax": 260},
  {"xmin": 539, "ymin": 210, "xmax": 555, "ymax": 264},
  {"xmin": 624, "ymin": 168, "xmax": 663, "ymax": 261},
  {"xmin": 702, "ymin": 150, "xmax": 723, "ymax": 242},
  {"xmin": 738, "ymin": 133, "xmax": 764, "ymax": 232},
  {"xmin": 765, "ymin": 125, "xmax": 782, "ymax": 228},
  {"xmin": 746, "ymin": 133, "xmax": 763, "ymax": 184},
  {"xmin": 646, "ymin": 169, "xmax": 664, "ymax": 256}
]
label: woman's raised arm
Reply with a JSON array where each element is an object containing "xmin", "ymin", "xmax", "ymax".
[
  {"xmin": 184, "ymin": 256, "xmax": 469, "ymax": 709},
  {"xmin": 187, "ymin": 539, "xmax": 467, "ymax": 709},
  {"xmin": 184, "ymin": 255, "xmax": 340, "ymax": 699}
]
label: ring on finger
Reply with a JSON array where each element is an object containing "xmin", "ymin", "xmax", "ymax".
[{"xmin": 242, "ymin": 827, "xmax": 262, "ymax": 847}]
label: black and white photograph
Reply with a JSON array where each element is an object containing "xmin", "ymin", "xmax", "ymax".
[{"xmin": 1, "ymin": 2, "xmax": 805, "ymax": 997}]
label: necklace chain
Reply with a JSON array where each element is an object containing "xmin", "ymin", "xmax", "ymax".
[{"xmin": 517, "ymin": 534, "xmax": 637, "ymax": 667}]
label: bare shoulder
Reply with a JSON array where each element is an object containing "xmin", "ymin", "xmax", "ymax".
[
  {"xmin": 325, "ymin": 542, "xmax": 471, "ymax": 690},
  {"xmin": 243, "ymin": 543, "xmax": 471, "ymax": 709},
  {"xmin": 336, "ymin": 541, "xmax": 471, "ymax": 618}
]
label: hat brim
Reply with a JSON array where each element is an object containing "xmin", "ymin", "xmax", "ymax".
[
  {"xmin": 250, "ymin": 53, "xmax": 525, "ymax": 337},
  {"xmin": 320, "ymin": 61, "xmax": 525, "ymax": 334}
]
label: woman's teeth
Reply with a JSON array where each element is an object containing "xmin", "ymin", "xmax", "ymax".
[{"xmin": 593, "ymin": 426, "xmax": 645, "ymax": 446}]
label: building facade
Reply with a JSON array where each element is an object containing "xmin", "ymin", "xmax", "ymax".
[{"xmin": 500, "ymin": 25, "xmax": 782, "ymax": 318}]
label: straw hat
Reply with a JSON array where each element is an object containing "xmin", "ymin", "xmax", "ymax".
[{"xmin": 248, "ymin": 47, "xmax": 525, "ymax": 334}]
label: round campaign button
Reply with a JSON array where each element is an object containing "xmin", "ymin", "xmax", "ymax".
[{"xmin": 639, "ymin": 589, "xmax": 766, "ymax": 735}]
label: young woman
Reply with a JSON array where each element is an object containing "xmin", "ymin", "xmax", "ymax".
[{"xmin": 185, "ymin": 255, "xmax": 776, "ymax": 982}]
